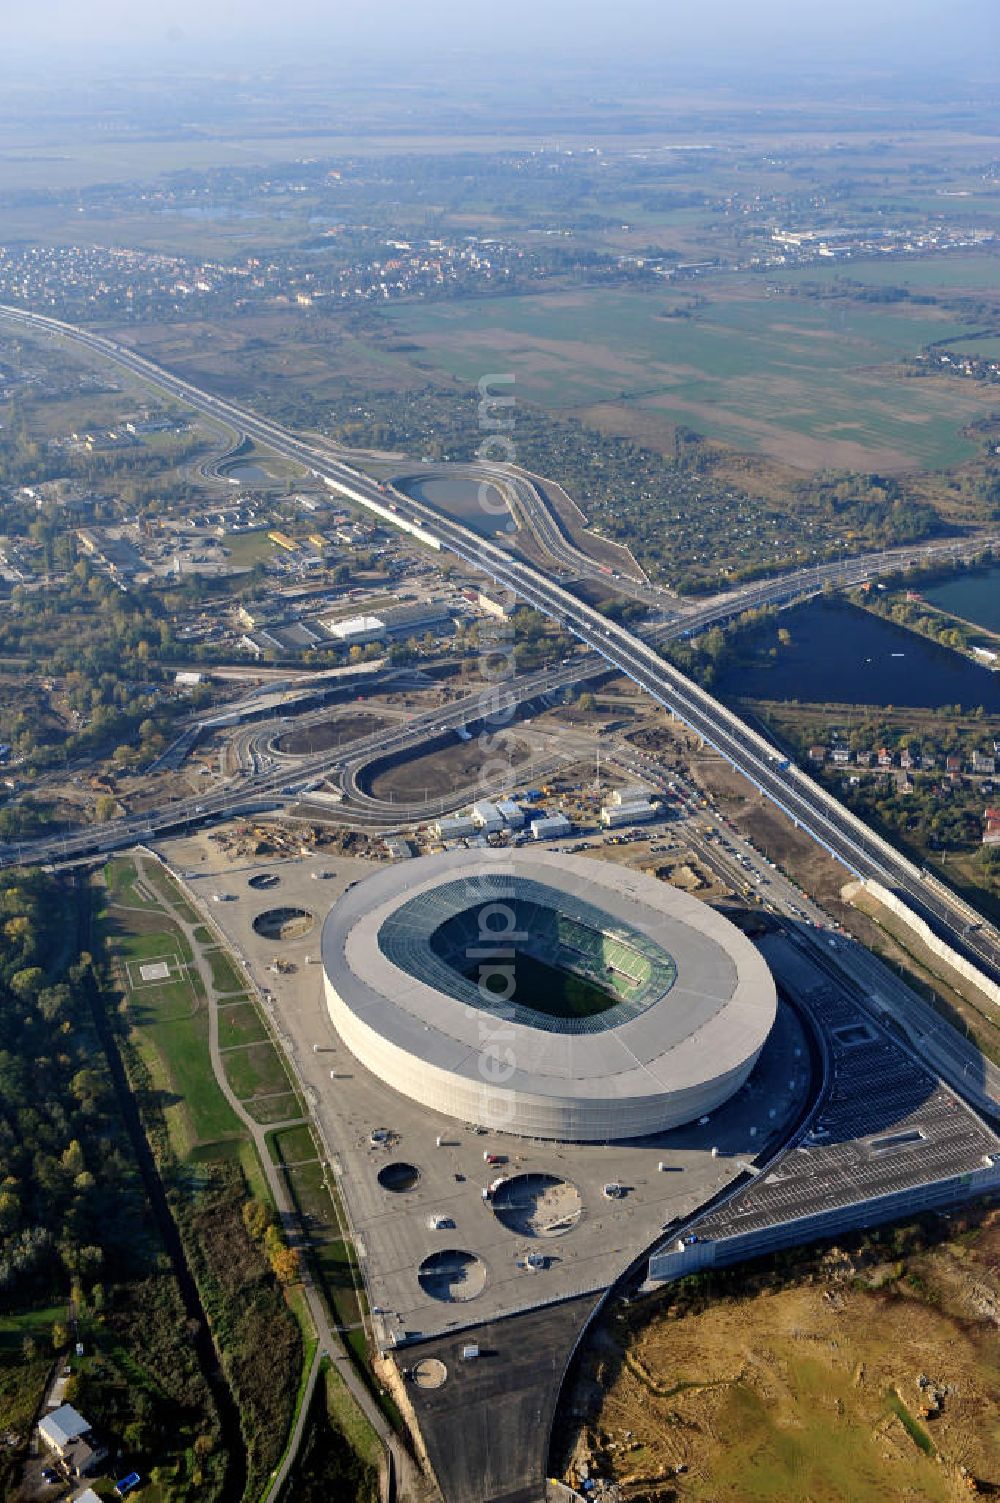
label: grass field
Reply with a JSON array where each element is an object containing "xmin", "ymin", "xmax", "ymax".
[
  {"xmin": 221, "ymin": 1038, "xmax": 294, "ymax": 1101},
  {"xmin": 270, "ymin": 1123, "xmax": 318, "ymax": 1166},
  {"xmin": 138, "ymin": 860, "xmax": 201, "ymax": 923},
  {"xmin": 136, "ymin": 998, "xmax": 244, "ymax": 1154},
  {"xmin": 105, "ymin": 855, "xmax": 160, "ymax": 909},
  {"xmin": 103, "ymin": 860, "xmax": 245, "ymax": 1156},
  {"xmin": 323, "ymin": 1362, "xmax": 383, "ymax": 1470},
  {"xmin": 205, "ymin": 946, "xmax": 248, "ymax": 994},
  {"xmin": 217, "ymin": 998, "xmax": 269, "ymax": 1046},
  {"xmin": 282, "ymin": 1159, "xmax": 367, "ymax": 1338},
  {"xmin": 773, "ymin": 251, "xmax": 1000, "ymax": 294},
  {"xmin": 245, "ymin": 1090, "xmax": 304, "ymax": 1125},
  {"xmin": 219, "ymin": 529, "xmax": 279, "ymax": 569},
  {"xmin": 467, "ymin": 952, "xmax": 619, "ymax": 1019},
  {"xmin": 941, "ymin": 334, "xmax": 1000, "ymax": 358},
  {"xmin": 382, "ymin": 280, "xmax": 997, "ymax": 470}
]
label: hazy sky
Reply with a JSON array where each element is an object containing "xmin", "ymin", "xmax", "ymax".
[{"xmin": 5, "ymin": 0, "xmax": 997, "ymax": 74}]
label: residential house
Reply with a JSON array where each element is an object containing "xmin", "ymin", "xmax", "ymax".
[{"xmin": 38, "ymin": 1405, "xmax": 107, "ymax": 1477}]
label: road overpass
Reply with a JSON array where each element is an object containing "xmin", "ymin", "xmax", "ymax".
[
  {"xmin": 323, "ymin": 464, "xmax": 1000, "ymax": 986},
  {"xmin": 3, "ymin": 302, "xmax": 998, "ymax": 988}
]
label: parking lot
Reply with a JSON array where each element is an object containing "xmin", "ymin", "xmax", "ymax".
[{"xmin": 691, "ymin": 934, "xmax": 1000, "ymax": 1243}]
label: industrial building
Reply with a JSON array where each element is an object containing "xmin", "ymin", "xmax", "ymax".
[
  {"xmin": 495, "ymin": 798, "xmax": 525, "ymax": 828},
  {"xmin": 471, "ymin": 800, "xmax": 504, "ymax": 834},
  {"xmin": 601, "ymin": 798, "xmax": 655, "ymax": 828},
  {"xmin": 433, "ymin": 814, "xmax": 477, "ymax": 842},
  {"xmin": 321, "ymin": 601, "xmax": 453, "ymax": 645},
  {"xmin": 475, "ymin": 589, "xmax": 515, "ymax": 620},
  {"xmin": 530, "ymin": 812, "xmax": 572, "ymax": 840}
]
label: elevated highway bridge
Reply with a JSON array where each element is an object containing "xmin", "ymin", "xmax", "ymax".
[{"xmin": 2, "ymin": 302, "xmax": 998, "ymax": 989}]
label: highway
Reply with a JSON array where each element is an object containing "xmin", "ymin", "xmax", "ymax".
[
  {"xmin": 0, "ymin": 659, "xmax": 599, "ymax": 862},
  {"xmin": 3, "ymin": 301, "xmax": 999, "ymax": 986},
  {"xmin": 387, "ymin": 456, "xmax": 990, "ymax": 621}
]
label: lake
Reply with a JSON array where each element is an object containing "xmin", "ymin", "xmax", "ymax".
[
  {"xmin": 716, "ymin": 597, "xmax": 1000, "ymax": 713},
  {"xmin": 920, "ymin": 566, "xmax": 1000, "ymax": 636},
  {"xmin": 396, "ymin": 475, "xmax": 515, "ymax": 537}
]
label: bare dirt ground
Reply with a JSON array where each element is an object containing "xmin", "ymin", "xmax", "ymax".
[
  {"xmin": 274, "ymin": 711, "xmax": 389, "ymax": 756},
  {"xmin": 690, "ymin": 748, "xmax": 860, "ymax": 915},
  {"xmin": 367, "ymin": 734, "xmax": 533, "ymax": 802},
  {"xmin": 557, "ymin": 1208, "xmax": 1000, "ymax": 1503}
]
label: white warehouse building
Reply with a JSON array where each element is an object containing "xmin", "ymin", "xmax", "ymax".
[
  {"xmin": 496, "ymin": 798, "xmax": 525, "ymax": 828},
  {"xmin": 601, "ymin": 799, "xmax": 656, "ymax": 828},
  {"xmin": 471, "ymin": 800, "xmax": 504, "ymax": 834},
  {"xmin": 530, "ymin": 812, "xmax": 572, "ymax": 840},
  {"xmin": 433, "ymin": 814, "xmax": 476, "ymax": 842}
]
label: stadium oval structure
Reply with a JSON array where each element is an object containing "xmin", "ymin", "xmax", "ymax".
[{"xmin": 321, "ymin": 849, "xmax": 777, "ymax": 1142}]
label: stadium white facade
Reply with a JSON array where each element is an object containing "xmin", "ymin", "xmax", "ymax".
[{"xmin": 320, "ymin": 849, "xmax": 777, "ymax": 1141}]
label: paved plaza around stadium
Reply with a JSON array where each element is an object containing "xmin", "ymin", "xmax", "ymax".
[{"xmin": 165, "ymin": 839, "xmax": 811, "ymax": 1342}]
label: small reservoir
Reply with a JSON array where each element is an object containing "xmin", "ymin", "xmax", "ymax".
[
  {"xmin": 396, "ymin": 474, "xmax": 515, "ymax": 537},
  {"xmin": 223, "ymin": 462, "xmax": 275, "ymax": 487}
]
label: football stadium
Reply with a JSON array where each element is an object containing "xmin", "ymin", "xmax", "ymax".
[{"xmin": 321, "ymin": 848, "xmax": 777, "ymax": 1141}]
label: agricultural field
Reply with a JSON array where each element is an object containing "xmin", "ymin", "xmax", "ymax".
[
  {"xmin": 105, "ymin": 311, "xmax": 432, "ymax": 428},
  {"xmin": 773, "ymin": 253, "xmax": 1000, "ymax": 296},
  {"xmin": 942, "ymin": 335, "xmax": 1000, "ymax": 359},
  {"xmin": 561, "ymin": 1211, "xmax": 1000, "ymax": 1503},
  {"xmin": 381, "ymin": 279, "xmax": 999, "ymax": 472}
]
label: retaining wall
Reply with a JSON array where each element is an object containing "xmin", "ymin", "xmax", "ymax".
[{"xmin": 863, "ymin": 879, "xmax": 1000, "ymax": 1010}]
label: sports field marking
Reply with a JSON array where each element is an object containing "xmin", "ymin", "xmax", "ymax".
[{"xmin": 124, "ymin": 952, "xmax": 184, "ymax": 990}]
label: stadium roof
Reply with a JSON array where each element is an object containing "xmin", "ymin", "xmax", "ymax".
[{"xmin": 321, "ymin": 849, "xmax": 777, "ymax": 1140}]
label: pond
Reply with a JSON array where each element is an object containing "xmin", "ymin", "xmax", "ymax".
[
  {"xmin": 396, "ymin": 474, "xmax": 515, "ymax": 537},
  {"xmin": 224, "ymin": 462, "xmax": 275, "ymax": 487},
  {"xmin": 715, "ymin": 597, "xmax": 1000, "ymax": 713}
]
